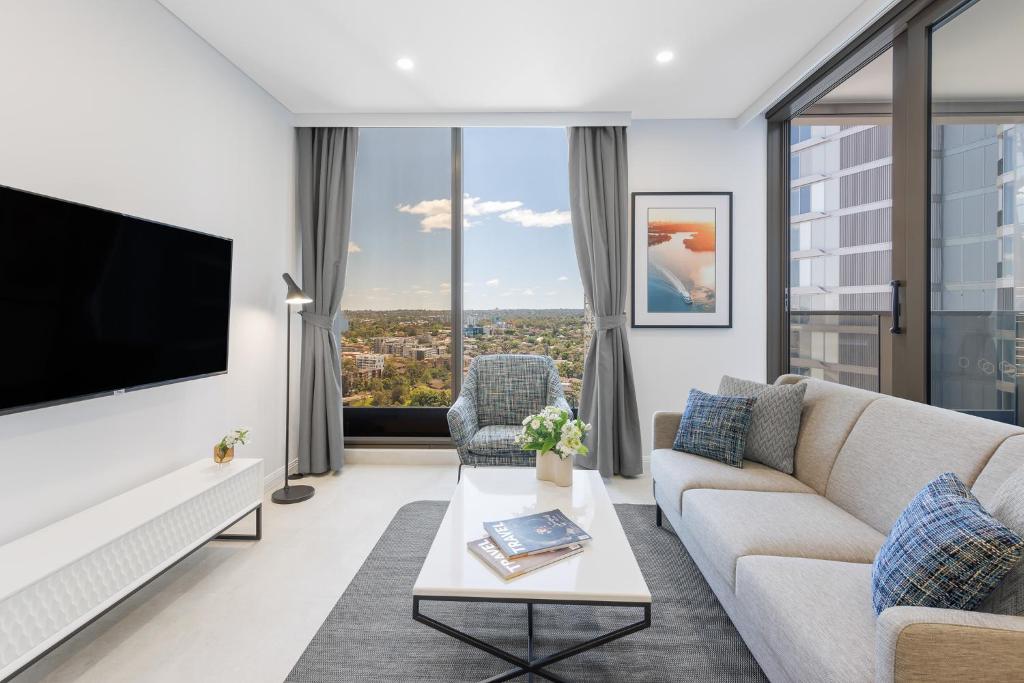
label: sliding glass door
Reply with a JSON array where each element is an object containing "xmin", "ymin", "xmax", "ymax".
[
  {"xmin": 927, "ymin": 0, "xmax": 1024, "ymax": 424},
  {"xmin": 769, "ymin": 0, "xmax": 1024, "ymax": 425}
]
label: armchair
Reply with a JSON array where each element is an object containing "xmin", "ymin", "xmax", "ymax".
[{"xmin": 448, "ymin": 354, "xmax": 571, "ymax": 478}]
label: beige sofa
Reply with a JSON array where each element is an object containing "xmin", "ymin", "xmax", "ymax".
[{"xmin": 651, "ymin": 375, "xmax": 1024, "ymax": 683}]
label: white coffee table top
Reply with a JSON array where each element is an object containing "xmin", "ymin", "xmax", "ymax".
[{"xmin": 413, "ymin": 468, "xmax": 651, "ymax": 604}]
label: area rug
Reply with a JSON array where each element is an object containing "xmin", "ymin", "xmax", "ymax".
[{"xmin": 287, "ymin": 501, "xmax": 766, "ymax": 682}]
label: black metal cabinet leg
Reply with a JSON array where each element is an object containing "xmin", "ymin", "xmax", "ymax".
[
  {"xmin": 215, "ymin": 504, "xmax": 262, "ymax": 541},
  {"xmin": 656, "ymin": 504, "xmax": 662, "ymax": 527}
]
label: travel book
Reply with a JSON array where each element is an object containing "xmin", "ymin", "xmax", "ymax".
[
  {"xmin": 482, "ymin": 508, "xmax": 592, "ymax": 559},
  {"xmin": 468, "ymin": 536, "xmax": 583, "ymax": 580}
]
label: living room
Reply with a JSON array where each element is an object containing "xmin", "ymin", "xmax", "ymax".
[{"xmin": 1, "ymin": 0, "xmax": 1022, "ymax": 681}]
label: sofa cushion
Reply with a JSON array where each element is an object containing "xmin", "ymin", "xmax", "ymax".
[
  {"xmin": 826, "ymin": 396, "xmax": 1022, "ymax": 533},
  {"xmin": 468, "ymin": 425, "xmax": 526, "ymax": 457},
  {"xmin": 973, "ymin": 435, "xmax": 1024, "ymax": 510},
  {"xmin": 775, "ymin": 375, "xmax": 880, "ymax": 495},
  {"xmin": 719, "ymin": 375, "xmax": 806, "ymax": 474},
  {"xmin": 681, "ymin": 489, "xmax": 885, "ymax": 589},
  {"xmin": 981, "ymin": 464, "xmax": 1024, "ymax": 616},
  {"xmin": 672, "ymin": 389, "xmax": 755, "ymax": 468},
  {"xmin": 651, "ymin": 449, "xmax": 814, "ymax": 516},
  {"xmin": 736, "ymin": 556, "xmax": 876, "ymax": 683}
]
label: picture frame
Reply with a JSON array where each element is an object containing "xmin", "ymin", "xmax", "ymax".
[{"xmin": 631, "ymin": 191, "xmax": 733, "ymax": 328}]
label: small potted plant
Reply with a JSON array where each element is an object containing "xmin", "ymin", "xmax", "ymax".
[
  {"xmin": 516, "ymin": 406, "xmax": 590, "ymax": 487},
  {"xmin": 214, "ymin": 427, "xmax": 250, "ymax": 464}
]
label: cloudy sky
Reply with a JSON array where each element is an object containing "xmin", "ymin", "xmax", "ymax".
[{"xmin": 341, "ymin": 127, "xmax": 583, "ymax": 311}]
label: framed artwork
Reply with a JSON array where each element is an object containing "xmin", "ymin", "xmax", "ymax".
[{"xmin": 631, "ymin": 192, "xmax": 732, "ymax": 328}]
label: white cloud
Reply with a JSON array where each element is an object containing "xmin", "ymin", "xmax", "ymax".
[
  {"xmin": 486, "ymin": 278, "xmax": 500, "ymax": 287},
  {"xmin": 439, "ymin": 281, "xmax": 451, "ymax": 291},
  {"xmin": 499, "ymin": 208, "xmax": 571, "ymax": 229},
  {"xmin": 522, "ymin": 288, "xmax": 535, "ymax": 296},
  {"xmin": 415, "ymin": 289, "xmax": 432, "ymax": 296},
  {"xmin": 348, "ymin": 242, "xmax": 362, "ymax": 253},
  {"xmin": 557, "ymin": 275, "xmax": 568, "ymax": 281},
  {"xmin": 397, "ymin": 195, "xmax": 524, "ymax": 233},
  {"xmin": 545, "ymin": 290, "xmax": 557, "ymax": 296}
]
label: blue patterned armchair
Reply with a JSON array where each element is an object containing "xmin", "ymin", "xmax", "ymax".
[{"xmin": 448, "ymin": 354, "xmax": 571, "ymax": 475}]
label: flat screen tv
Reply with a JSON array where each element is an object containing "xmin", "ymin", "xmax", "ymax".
[{"xmin": 0, "ymin": 184, "xmax": 232, "ymax": 415}]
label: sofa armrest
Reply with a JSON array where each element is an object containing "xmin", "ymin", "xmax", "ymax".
[
  {"xmin": 447, "ymin": 395, "xmax": 479, "ymax": 448},
  {"xmin": 652, "ymin": 411, "xmax": 682, "ymax": 451},
  {"xmin": 876, "ymin": 606, "xmax": 1024, "ymax": 683}
]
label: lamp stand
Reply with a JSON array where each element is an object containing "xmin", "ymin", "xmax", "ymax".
[{"xmin": 272, "ymin": 304, "xmax": 314, "ymax": 505}]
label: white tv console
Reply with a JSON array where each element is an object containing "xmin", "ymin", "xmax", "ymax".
[{"xmin": 0, "ymin": 458, "xmax": 263, "ymax": 681}]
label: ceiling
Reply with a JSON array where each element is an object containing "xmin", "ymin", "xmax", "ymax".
[{"xmin": 158, "ymin": 0, "xmax": 871, "ymax": 119}]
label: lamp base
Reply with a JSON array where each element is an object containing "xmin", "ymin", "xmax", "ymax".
[{"xmin": 271, "ymin": 484, "xmax": 315, "ymax": 505}]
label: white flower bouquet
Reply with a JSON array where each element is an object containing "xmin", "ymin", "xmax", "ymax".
[{"xmin": 515, "ymin": 406, "xmax": 591, "ymax": 459}]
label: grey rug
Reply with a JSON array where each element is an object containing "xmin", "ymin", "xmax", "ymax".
[{"xmin": 287, "ymin": 501, "xmax": 766, "ymax": 682}]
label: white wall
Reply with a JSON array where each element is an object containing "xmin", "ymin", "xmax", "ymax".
[
  {"xmin": 627, "ymin": 119, "xmax": 768, "ymax": 456},
  {"xmin": 0, "ymin": 0, "xmax": 296, "ymax": 544}
]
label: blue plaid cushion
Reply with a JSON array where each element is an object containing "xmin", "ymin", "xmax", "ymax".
[
  {"xmin": 672, "ymin": 389, "xmax": 755, "ymax": 468},
  {"xmin": 871, "ymin": 472, "xmax": 1024, "ymax": 616}
]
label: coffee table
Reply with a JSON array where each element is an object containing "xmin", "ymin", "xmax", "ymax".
[{"xmin": 413, "ymin": 467, "xmax": 652, "ymax": 682}]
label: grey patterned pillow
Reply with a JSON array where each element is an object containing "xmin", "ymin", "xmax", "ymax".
[
  {"xmin": 979, "ymin": 464, "xmax": 1024, "ymax": 615},
  {"xmin": 718, "ymin": 376, "xmax": 806, "ymax": 474}
]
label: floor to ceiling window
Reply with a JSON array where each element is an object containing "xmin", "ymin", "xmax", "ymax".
[
  {"xmin": 341, "ymin": 128, "xmax": 453, "ymax": 410},
  {"xmin": 341, "ymin": 127, "xmax": 584, "ymax": 440},
  {"xmin": 462, "ymin": 128, "xmax": 584, "ymax": 406}
]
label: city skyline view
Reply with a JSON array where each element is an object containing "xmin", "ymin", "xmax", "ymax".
[{"xmin": 341, "ymin": 127, "xmax": 584, "ymax": 311}]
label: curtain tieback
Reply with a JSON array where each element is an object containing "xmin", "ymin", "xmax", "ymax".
[
  {"xmin": 594, "ymin": 313, "xmax": 627, "ymax": 331},
  {"xmin": 299, "ymin": 311, "xmax": 343, "ymax": 341}
]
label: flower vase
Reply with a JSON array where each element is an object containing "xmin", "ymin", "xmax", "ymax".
[
  {"xmin": 213, "ymin": 446, "xmax": 235, "ymax": 464},
  {"xmin": 535, "ymin": 450, "xmax": 573, "ymax": 487}
]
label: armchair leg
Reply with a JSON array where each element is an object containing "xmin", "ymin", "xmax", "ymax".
[
  {"xmin": 457, "ymin": 462, "xmax": 462, "ymax": 483},
  {"xmin": 656, "ymin": 505, "xmax": 662, "ymax": 527}
]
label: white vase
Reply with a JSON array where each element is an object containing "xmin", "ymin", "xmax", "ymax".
[{"xmin": 535, "ymin": 450, "xmax": 573, "ymax": 487}]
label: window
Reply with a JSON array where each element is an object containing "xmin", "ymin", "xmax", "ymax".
[
  {"xmin": 462, "ymin": 128, "xmax": 584, "ymax": 406},
  {"xmin": 341, "ymin": 127, "xmax": 584, "ymax": 439},
  {"xmin": 341, "ymin": 128, "xmax": 452, "ymax": 409}
]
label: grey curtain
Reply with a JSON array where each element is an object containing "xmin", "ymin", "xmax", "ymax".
[
  {"xmin": 296, "ymin": 127, "xmax": 358, "ymax": 474},
  {"xmin": 568, "ymin": 126, "xmax": 643, "ymax": 477}
]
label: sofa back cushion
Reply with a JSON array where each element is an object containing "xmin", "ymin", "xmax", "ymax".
[
  {"xmin": 826, "ymin": 397, "xmax": 1022, "ymax": 533},
  {"xmin": 973, "ymin": 435, "xmax": 1024, "ymax": 511},
  {"xmin": 980, "ymin": 464, "xmax": 1024, "ymax": 615},
  {"xmin": 471, "ymin": 354, "xmax": 555, "ymax": 427},
  {"xmin": 774, "ymin": 375, "xmax": 879, "ymax": 495}
]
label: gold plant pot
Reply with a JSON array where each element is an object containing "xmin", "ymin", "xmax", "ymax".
[{"xmin": 213, "ymin": 446, "xmax": 235, "ymax": 464}]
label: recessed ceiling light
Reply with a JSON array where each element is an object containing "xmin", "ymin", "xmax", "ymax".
[
  {"xmin": 655, "ymin": 50, "xmax": 674, "ymax": 64},
  {"xmin": 396, "ymin": 57, "xmax": 415, "ymax": 71}
]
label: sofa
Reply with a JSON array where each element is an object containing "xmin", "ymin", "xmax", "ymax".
[{"xmin": 651, "ymin": 375, "xmax": 1024, "ymax": 683}]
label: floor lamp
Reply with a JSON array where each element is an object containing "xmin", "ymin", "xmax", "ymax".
[{"xmin": 272, "ymin": 273, "xmax": 315, "ymax": 505}]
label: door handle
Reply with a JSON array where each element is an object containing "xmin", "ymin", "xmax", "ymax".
[{"xmin": 890, "ymin": 280, "xmax": 902, "ymax": 334}]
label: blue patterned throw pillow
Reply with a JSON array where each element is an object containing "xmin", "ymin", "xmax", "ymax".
[
  {"xmin": 871, "ymin": 472, "xmax": 1024, "ymax": 616},
  {"xmin": 672, "ymin": 388, "xmax": 755, "ymax": 468}
]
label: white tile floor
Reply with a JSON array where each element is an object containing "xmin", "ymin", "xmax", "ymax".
[{"xmin": 16, "ymin": 459, "xmax": 653, "ymax": 683}]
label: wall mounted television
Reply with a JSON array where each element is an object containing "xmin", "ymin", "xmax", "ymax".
[{"xmin": 0, "ymin": 184, "xmax": 233, "ymax": 415}]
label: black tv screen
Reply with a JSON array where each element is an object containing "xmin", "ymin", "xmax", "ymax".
[{"xmin": 0, "ymin": 185, "xmax": 232, "ymax": 415}]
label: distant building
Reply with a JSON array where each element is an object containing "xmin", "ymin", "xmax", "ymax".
[
  {"xmin": 354, "ymin": 353, "xmax": 384, "ymax": 377},
  {"xmin": 464, "ymin": 324, "xmax": 484, "ymax": 337}
]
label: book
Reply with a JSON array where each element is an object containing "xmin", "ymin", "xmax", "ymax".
[
  {"xmin": 482, "ymin": 509, "xmax": 592, "ymax": 559},
  {"xmin": 468, "ymin": 536, "xmax": 583, "ymax": 580}
]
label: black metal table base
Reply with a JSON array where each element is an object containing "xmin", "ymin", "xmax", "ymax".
[{"xmin": 413, "ymin": 596, "xmax": 651, "ymax": 683}]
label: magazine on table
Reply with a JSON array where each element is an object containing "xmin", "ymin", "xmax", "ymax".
[
  {"xmin": 482, "ymin": 509, "xmax": 591, "ymax": 560},
  {"xmin": 467, "ymin": 536, "xmax": 583, "ymax": 580}
]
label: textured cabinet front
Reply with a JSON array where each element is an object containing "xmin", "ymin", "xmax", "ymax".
[{"xmin": 0, "ymin": 463, "xmax": 261, "ymax": 677}]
